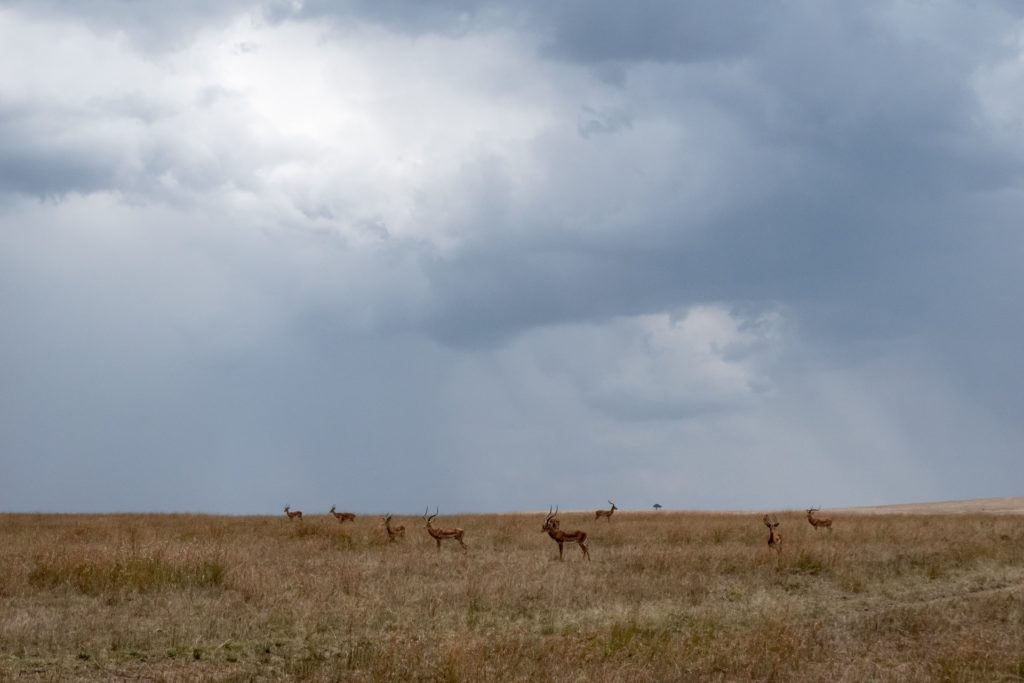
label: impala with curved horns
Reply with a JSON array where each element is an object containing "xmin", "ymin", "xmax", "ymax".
[
  {"xmin": 595, "ymin": 500, "xmax": 618, "ymax": 522},
  {"xmin": 806, "ymin": 507, "xmax": 833, "ymax": 531},
  {"xmin": 543, "ymin": 506, "xmax": 590, "ymax": 561},
  {"xmin": 424, "ymin": 507, "xmax": 466, "ymax": 550},
  {"xmin": 283, "ymin": 504, "xmax": 303, "ymax": 521}
]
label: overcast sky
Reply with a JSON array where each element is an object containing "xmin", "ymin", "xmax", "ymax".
[{"xmin": 2, "ymin": 1, "xmax": 1023, "ymax": 515}]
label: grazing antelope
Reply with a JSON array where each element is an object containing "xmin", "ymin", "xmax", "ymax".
[
  {"xmin": 424, "ymin": 508, "xmax": 466, "ymax": 550},
  {"xmin": 383, "ymin": 514, "xmax": 406, "ymax": 542},
  {"xmin": 283, "ymin": 504, "xmax": 303, "ymax": 521},
  {"xmin": 595, "ymin": 500, "xmax": 618, "ymax": 522},
  {"xmin": 806, "ymin": 507, "xmax": 833, "ymax": 531},
  {"xmin": 763, "ymin": 515, "xmax": 782, "ymax": 554},
  {"xmin": 543, "ymin": 506, "xmax": 590, "ymax": 561},
  {"xmin": 329, "ymin": 505, "xmax": 356, "ymax": 523}
]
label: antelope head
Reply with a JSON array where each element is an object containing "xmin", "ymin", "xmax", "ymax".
[{"xmin": 542, "ymin": 506, "xmax": 560, "ymax": 532}]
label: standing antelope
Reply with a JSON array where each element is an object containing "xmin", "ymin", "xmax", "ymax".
[
  {"xmin": 329, "ymin": 505, "xmax": 356, "ymax": 523},
  {"xmin": 283, "ymin": 504, "xmax": 303, "ymax": 521},
  {"xmin": 383, "ymin": 514, "xmax": 405, "ymax": 542},
  {"xmin": 763, "ymin": 515, "xmax": 782, "ymax": 554},
  {"xmin": 595, "ymin": 500, "xmax": 618, "ymax": 522},
  {"xmin": 806, "ymin": 507, "xmax": 833, "ymax": 531},
  {"xmin": 424, "ymin": 508, "xmax": 466, "ymax": 550},
  {"xmin": 543, "ymin": 506, "xmax": 590, "ymax": 561}
]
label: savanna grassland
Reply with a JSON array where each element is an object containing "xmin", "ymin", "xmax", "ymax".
[{"xmin": 1, "ymin": 510, "xmax": 1023, "ymax": 682}]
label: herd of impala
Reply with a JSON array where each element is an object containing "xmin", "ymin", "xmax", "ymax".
[{"xmin": 281, "ymin": 500, "xmax": 833, "ymax": 559}]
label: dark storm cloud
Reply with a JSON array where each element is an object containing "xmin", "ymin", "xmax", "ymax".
[
  {"xmin": 410, "ymin": 1, "xmax": 1024, "ymax": 352},
  {"xmin": 530, "ymin": 0, "xmax": 769, "ymax": 65},
  {"xmin": 0, "ymin": 105, "xmax": 118, "ymax": 197},
  {"xmin": 282, "ymin": 0, "xmax": 767, "ymax": 64},
  {"xmin": 5, "ymin": 0, "xmax": 1022, "ymax": 353}
]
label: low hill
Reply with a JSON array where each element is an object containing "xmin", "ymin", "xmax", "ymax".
[{"xmin": 838, "ymin": 496, "xmax": 1024, "ymax": 515}]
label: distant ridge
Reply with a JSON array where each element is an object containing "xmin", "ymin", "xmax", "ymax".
[{"xmin": 838, "ymin": 497, "xmax": 1024, "ymax": 515}]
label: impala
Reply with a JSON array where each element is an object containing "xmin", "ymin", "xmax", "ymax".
[
  {"xmin": 329, "ymin": 505, "xmax": 356, "ymax": 523},
  {"xmin": 383, "ymin": 514, "xmax": 406, "ymax": 542},
  {"xmin": 283, "ymin": 504, "xmax": 303, "ymax": 521},
  {"xmin": 806, "ymin": 507, "xmax": 833, "ymax": 531},
  {"xmin": 543, "ymin": 507, "xmax": 590, "ymax": 560},
  {"xmin": 595, "ymin": 500, "xmax": 618, "ymax": 522},
  {"xmin": 763, "ymin": 514, "xmax": 782, "ymax": 554},
  {"xmin": 424, "ymin": 508, "xmax": 466, "ymax": 550}
]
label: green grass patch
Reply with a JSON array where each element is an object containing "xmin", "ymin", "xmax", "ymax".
[{"xmin": 28, "ymin": 550, "xmax": 228, "ymax": 595}]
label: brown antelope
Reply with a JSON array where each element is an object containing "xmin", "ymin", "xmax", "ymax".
[
  {"xmin": 543, "ymin": 506, "xmax": 590, "ymax": 561},
  {"xmin": 283, "ymin": 504, "xmax": 303, "ymax": 521},
  {"xmin": 595, "ymin": 500, "xmax": 618, "ymax": 522},
  {"xmin": 329, "ymin": 505, "xmax": 356, "ymax": 523},
  {"xmin": 763, "ymin": 514, "xmax": 782, "ymax": 554},
  {"xmin": 383, "ymin": 514, "xmax": 406, "ymax": 542},
  {"xmin": 424, "ymin": 507, "xmax": 466, "ymax": 550},
  {"xmin": 806, "ymin": 507, "xmax": 832, "ymax": 531}
]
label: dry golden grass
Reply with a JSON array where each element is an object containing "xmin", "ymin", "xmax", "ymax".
[{"xmin": 1, "ymin": 510, "xmax": 1023, "ymax": 681}]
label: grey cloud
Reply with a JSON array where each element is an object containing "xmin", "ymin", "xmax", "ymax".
[
  {"xmin": 0, "ymin": 92, "xmax": 285, "ymax": 204},
  {"xmin": 284, "ymin": 0, "xmax": 767, "ymax": 65},
  {"xmin": 531, "ymin": 0, "xmax": 769, "ymax": 65},
  {"xmin": 5, "ymin": 0, "xmax": 254, "ymax": 52},
  {"xmin": 7, "ymin": 0, "xmax": 1021, "ymax": 356},
  {"xmin": 0, "ymin": 143, "xmax": 114, "ymax": 198},
  {"xmin": 90, "ymin": 93, "xmax": 176, "ymax": 124},
  {"xmin": 423, "ymin": 4, "xmax": 1022, "ymax": 347},
  {"xmin": 0, "ymin": 105, "xmax": 120, "ymax": 197},
  {"xmin": 277, "ymin": 0, "xmax": 493, "ymax": 37},
  {"xmin": 577, "ymin": 106, "xmax": 632, "ymax": 139}
]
